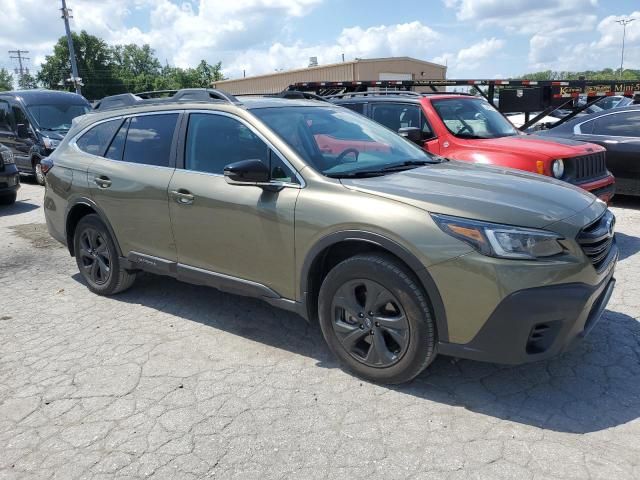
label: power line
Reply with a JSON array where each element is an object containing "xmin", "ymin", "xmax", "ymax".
[
  {"xmin": 8, "ymin": 49, "xmax": 30, "ymax": 86},
  {"xmin": 61, "ymin": 0, "xmax": 82, "ymax": 94},
  {"xmin": 616, "ymin": 18, "xmax": 636, "ymax": 79}
]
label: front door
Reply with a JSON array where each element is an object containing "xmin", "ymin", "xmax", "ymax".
[
  {"xmin": 85, "ymin": 112, "xmax": 180, "ymax": 261},
  {"xmin": 0, "ymin": 100, "xmax": 35, "ymax": 172},
  {"xmin": 168, "ymin": 111, "xmax": 301, "ymax": 299}
]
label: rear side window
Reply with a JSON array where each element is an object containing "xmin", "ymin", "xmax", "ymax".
[
  {"xmin": 76, "ymin": 119, "xmax": 123, "ymax": 156},
  {"xmin": 0, "ymin": 100, "xmax": 14, "ymax": 132},
  {"xmin": 185, "ymin": 113, "xmax": 269, "ymax": 174},
  {"xmin": 105, "ymin": 118, "xmax": 129, "ymax": 161},
  {"xmin": 123, "ymin": 114, "xmax": 179, "ymax": 167},
  {"xmin": 593, "ymin": 111, "xmax": 640, "ymax": 137}
]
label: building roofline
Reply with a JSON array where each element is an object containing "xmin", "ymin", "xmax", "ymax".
[{"xmin": 213, "ymin": 57, "xmax": 446, "ymax": 85}]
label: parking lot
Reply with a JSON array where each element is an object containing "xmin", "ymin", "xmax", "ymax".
[{"xmin": 0, "ymin": 181, "xmax": 639, "ymax": 479}]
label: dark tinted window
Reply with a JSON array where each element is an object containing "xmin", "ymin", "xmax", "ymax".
[
  {"xmin": 340, "ymin": 103, "xmax": 365, "ymax": 114},
  {"xmin": 13, "ymin": 106, "xmax": 31, "ymax": 138},
  {"xmin": 123, "ymin": 114, "xmax": 178, "ymax": 167},
  {"xmin": 0, "ymin": 100, "xmax": 13, "ymax": 132},
  {"xmin": 371, "ymin": 103, "xmax": 434, "ymax": 139},
  {"xmin": 577, "ymin": 119, "xmax": 595, "ymax": 134},
  {"xmin": 185, "ymin": 113, "xmax": 269, "ymax": 175},
  {"xmin": 105, "ymin": 118, "xmax": 129, "ymax": 160},
  {"xmin": 76, "ymin": 119, "xmax": 123, "ymax": 156},
  {"xmin": 593, "ymin": 111, "xmax": 640, "ymax": 137}
]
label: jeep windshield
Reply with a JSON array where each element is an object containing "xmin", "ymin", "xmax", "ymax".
[
  {"xmin": 251, "ymin": 105, "xmax": 441, "ymax": 178},
  {"xmin": 431, "ymin": 97, "xmax": 519, "ymax": 139},
  {"xmin": 27, "ymin": 104, "xmax": 90, "ymax": 131}
]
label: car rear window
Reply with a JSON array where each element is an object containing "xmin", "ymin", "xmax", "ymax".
[{"xmin": 76, "ymin": 119, "xmax": 123, "ymax": 156}]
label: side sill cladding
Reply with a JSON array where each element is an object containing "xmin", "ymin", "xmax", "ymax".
[{"xmin": 299, "ymin": 230, "xmax": 449, "ymax": 342}]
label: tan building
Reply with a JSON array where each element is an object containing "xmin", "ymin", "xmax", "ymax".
[{"xmin": 212, "ymin": 57, "xmax": 447, "ymax": 95}]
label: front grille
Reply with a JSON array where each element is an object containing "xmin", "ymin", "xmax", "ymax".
[
  {"xmin": 567, "ymin": 151, "xmax": 608, "ymax": 183},
  {"xmin": 577, "ymin": 210, "xmax": 616, "ymax": 271}
]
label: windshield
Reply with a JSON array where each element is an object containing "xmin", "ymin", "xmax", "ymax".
[
  {"xmin": 27, "ymin": 103, "xmax": 90, "ymax": 131},
  {"xmin": 251, "ymin": 105, "xmax": 439, "ymax": 178},
  {"xmin": 431, "ymin": 98, "xmax": 519, "ymax": 139}
]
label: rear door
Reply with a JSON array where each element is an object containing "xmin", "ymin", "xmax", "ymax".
[{"xmin": 84, "ymin": 112, "xmax": 181, "ymax": 261}]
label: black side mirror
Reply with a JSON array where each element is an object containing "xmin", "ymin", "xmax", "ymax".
[
  {"xmin": 224, "ymin": 159, "xmax": 270, "ymax": 184},
  {"xmin": 398, "ymin": 127, "xmax": 422, "ymax": 144}
]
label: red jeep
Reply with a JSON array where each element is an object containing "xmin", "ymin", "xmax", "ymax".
[{"xmin": 331, "ymin": 93, "xmax": 615, "ymax": 202}]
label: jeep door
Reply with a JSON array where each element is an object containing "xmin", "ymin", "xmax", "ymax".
[
  {"xmin": 168, "ymin": 111, "xmax": 300, "ymax": 299},
  {"xmin": 84, "ymin": 112, "xmax": 180, "ymax": 261}
]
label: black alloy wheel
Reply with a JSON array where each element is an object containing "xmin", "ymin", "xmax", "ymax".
[
  {"xmin": 331, "ymin": 279, "xmax": 410, "ymax": 367},
  {"xmin": 78, "ymin": 227, "xmax": 112, "ymax": 286}
]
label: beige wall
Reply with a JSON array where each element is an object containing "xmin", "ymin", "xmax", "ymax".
[{"xmin": 213, "ymin": 58, "xmax": 446, "ymax": 95}]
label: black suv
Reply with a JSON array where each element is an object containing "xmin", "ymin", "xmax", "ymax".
[
  {"xmin": 0, "ymin": 90, "xmax": 91, "ymax": 185},
  {"xmin": 0, "ymin": 144, "xmax": 19, "ymax": 205}
]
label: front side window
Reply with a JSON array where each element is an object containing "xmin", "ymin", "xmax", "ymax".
[
  {"xmin": 0, "ymin": 100, "xmax": 13, "ymax": 132},
  {"xmin": 27, "ymin": 104, "xmax": 90, "ymax": 132},
  {"xmin": 185, "ymin": 113, "xmax": 269, "ymax": 175},
  {"xmin": 76, "ymin": 119, "xmax": 123, "ymax": 156},
  {"xmin": 252, "ymin": 105, "xmax": 440, "ymax": 178},
  {"xmin": 371, "ymin": 103, "xmax": 434, "ymax": 139},
  {"xmin": 340, "ymin": 103, "xmax": 365, "ymax": 114},
  {"xmin": 431, "ymin": 98, "xmax": 519, "ymax": 139},
  {"xmin": 593, "ymin": 111, "xmax": 640, "ymax": 137},
  {"xmin": 13, "ymin": 106, "xmax": 31, "ymax": 138},
  {"xmin": 123, "ymin": 114, "xmax": 179, "ymax": 167}
]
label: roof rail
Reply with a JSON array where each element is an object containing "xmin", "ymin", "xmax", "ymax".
[
  {"xmin": 325, "ymin": 90, "xmax": 423, "ymax": 99},
  {"xmin": 93, "ymin": 88, "xmax": 240, "ymax": 111},
  {"xmin": 274, "ymin": 91, "xmax": 329, "ymax": 102}
]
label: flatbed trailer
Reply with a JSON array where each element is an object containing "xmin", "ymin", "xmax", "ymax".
[{"xmin": 287, "ymin": 79, "xmax": 640, "ymax": 131}]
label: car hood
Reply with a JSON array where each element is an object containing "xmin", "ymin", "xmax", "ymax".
[
  {"xmin": 341, "ymin": 161, "xmax": 597, "ymax": 229},
  {"xmin": 467, "ymin": 134, "xmax": 603, "ymax": 159}
]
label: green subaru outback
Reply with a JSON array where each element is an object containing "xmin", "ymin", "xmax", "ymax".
[{"xmin": 43, "ymin": 89, "xmax": 617, "ymax": 384}]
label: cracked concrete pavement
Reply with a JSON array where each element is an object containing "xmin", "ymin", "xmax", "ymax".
[{"xmin": 1, "ymin": 182, "xmax": 639, "ymax": 479}]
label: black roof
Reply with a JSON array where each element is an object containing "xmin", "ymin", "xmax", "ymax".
[{"xmin": 0, "ymin": 89, "xmax": 90, "ymax": 106}]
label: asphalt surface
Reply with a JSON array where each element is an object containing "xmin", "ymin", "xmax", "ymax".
[{"xmin": 1, "ymin": 181, "xmax": 639, "ymax": 480}]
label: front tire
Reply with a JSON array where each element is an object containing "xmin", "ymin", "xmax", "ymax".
[
  {"xmin": 0, "ymin": 193, "xmax": 17, "ymax": 205},
  {"xmin": 73, "ymin": 214, "xmax": 136, "ymax": 295},
  {"xmin": 318, "ymin": 254, "xmax": 437, "ymax": 384},
  {"xmin": 34, "ymin": 161, "xmax": 45, "ymax": 186}
]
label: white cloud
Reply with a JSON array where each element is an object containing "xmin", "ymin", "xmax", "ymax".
[
  {"xmin": 445, "ymin": 0, "xmax": 598, "ymax": 35},
  {"xmin": 433, "ymin": 37, "xmax": 505, "ymax": 75}
]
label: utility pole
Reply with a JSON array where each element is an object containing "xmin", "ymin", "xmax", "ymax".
[
  {"xmin": 9, "ymin": 49, "xmax": 30, "ymax": 88},
  {"xmin": 60, "ymin": 0, "xmax": 82, "ymax": 94},
  {"xmin": 616, "ymin": 18, "xmax": 636, "ymax": 79}
]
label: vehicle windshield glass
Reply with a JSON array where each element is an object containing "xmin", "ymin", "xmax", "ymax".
[
  {"xmin": 431, "ymin": 98, "xmax": 519, "ymax": 139},
  {"xmin": 27, "ymin": 103, "xmax": 90, "ymax": 131},
  {"xmin": 251, "ymin": 105, "xmax": 440, "ymax": 177}
]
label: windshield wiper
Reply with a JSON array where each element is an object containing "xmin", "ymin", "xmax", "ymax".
[{"xmin": 325, "ymin": 160, "xmax": 440, "ymax": 178}]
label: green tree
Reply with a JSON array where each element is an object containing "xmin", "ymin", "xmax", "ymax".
[
  {"xmin": 18, "ymin": 72, "xmax": 38, "ymax": 89},
  {"xmin": 112, "ymin": 44, "xmax": 162, "ymax": 92},
  {"xmin": 0, "ymin": 68, "xmax": 14, "ymax": 91},
  {"xmin": 516, "ymin": 68, "xmax": 640, "ymax": 81},
  {"xmin": 37, "ymin": 30, "xmax": 123, "ymax": 100}
]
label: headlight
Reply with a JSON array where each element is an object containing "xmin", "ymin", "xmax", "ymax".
[
  {"xmin": 0, "ymin": 149, "xmax": 14, "ymax": 164},
  {"xmin": 432, "ymin": 214, "xmax": 565, "ymax": 260},
  {"xmin": 42, "ymin": 137, "xmax": 60, "ymax": 149},
  {"xmin": 551, "ymin": 159, "xmax": 564, "ymax": 179}
]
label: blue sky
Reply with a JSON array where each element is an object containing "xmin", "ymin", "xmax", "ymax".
[{"xmin": 1, "ymin": 0, "xmax": 639, "ymax": 80}]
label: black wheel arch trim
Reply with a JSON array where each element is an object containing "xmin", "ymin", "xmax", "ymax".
[
  {"xmin": 300, "ymin": 230, "xmax": 449, "ymax": 342},
  {"xmin": 64, "ymin": 197, "xmax": 123, "ymax": 258}
]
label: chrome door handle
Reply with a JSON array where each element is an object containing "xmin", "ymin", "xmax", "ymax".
[
  {"xmin": 94, "ymin": 176, "xmax": 112, "ymax": 188},
  {"xmin": 171, "ymin": 189, "xmax": 194, "ymax": 205}
]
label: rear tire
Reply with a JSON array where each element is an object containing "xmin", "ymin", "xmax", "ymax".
[
  {"xmin": 73, "ymin": 214, "xmax": 136, "ymax": 295},
  {"xmin": 318, "ymin": 254, "xmax": 437, "ymax": 384},
  {"xmin": 0, "ymin": 193, "xmax": 17, "ymax": 205}
]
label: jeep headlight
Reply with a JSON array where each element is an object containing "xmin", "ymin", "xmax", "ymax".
[
  {"xmin": 432, "ymin": 214, "xmax": 564, "ymax": 260},
  {"xmin": 551, "ymin": 159, "xmax": 564, "ymax": 179},
  {"xmin": 42, "ymin": 137, "xmax": 60, "ymax": 149},
  {"xmin": 0, "ymin": 149, "xmax": 14, "ymax": 164}
]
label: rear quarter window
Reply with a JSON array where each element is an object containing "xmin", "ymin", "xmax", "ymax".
[{"xmin": 76, "ymin": 119, "xmax": 123, "ymax": 156}]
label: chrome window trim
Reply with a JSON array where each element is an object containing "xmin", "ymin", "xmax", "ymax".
[
  {"xmin": 183, "ymin": 109, "xmax": 306, "ymax": 188},
  {"xmin": 573, "ymin": 109, "xmax": 640, "ymax": 138}
]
